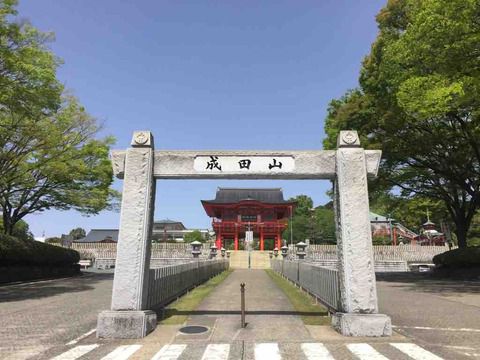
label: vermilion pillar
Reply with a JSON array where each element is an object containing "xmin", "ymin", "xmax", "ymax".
[
  {"xmin": 276, "ymin": 230, "xmax": 281, "ymax": 249},
  {"xmin": 216, "ymin": 230, "xmax": 222, "ymax": 249},
  {"xmin": 260, "ymin": 227, "xmax": 264, "ymax": 251},
  {"xmin": 234, "ymin": 229, "xmax": 239, "ymax": 251}
]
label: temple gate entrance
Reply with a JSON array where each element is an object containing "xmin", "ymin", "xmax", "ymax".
[
  {"xmin": 97, "ymin": 130, "xmax": 392, "ymax": 339},
  {"xmin": 201, "ymin": 188, "xmax": 295, "ymax": 251}
]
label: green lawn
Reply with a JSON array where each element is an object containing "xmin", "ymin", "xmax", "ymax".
[
  {"xmin": 265, "ymin": 269, "xmax": 330, "ymax": 325},
  {"xmin": 159, "ymin": 269, "xmax": 233, "ymax": 325}
]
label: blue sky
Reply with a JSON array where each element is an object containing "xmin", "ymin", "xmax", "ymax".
[{"xmin": 17, "ymin": 0, "xmax": 385, "ymax": 238}]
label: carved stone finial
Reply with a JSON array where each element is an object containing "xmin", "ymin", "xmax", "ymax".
[
  {"xmin": 131, "ymin": 131, "xmax": 153, "ymax": 147},
  {"xmin": 337, "ymin": 130, "xmax": 360, "ymax": 148}
]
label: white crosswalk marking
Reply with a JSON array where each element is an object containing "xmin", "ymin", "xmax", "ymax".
[
  {"xmin": 347, "ymin": 343, "xmax": 389, "ymax": 360},
  {"xmin": 301, "ymin": 343, "xmax": 334, "ymax": 360},
  {"xmin": 101, "ymin": 344, "xmax": 142, "ymax": 360},
  {"xmin": 391, "ymin": 343, "xmax": 444, "ymax": 360},
  {"xmin": 201, "ymin": 344, "xmax": 230, "ymax": 360},
  {"xmin": 151, "ymin": 344, "xmax": 187, "ymax": 360},
  {"xmin": 51, "ymin": 344, "xmax": 99, "ymax": 360},
  {"xmin": 255, "ymin": 343, "xmax": 281, "ymax": 360}
]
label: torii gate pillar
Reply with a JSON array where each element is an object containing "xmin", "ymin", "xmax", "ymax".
[
  {"xmin": 332, "ymin": 131, "xmax": 391, "ymax": 336},
  {"xmin": 97, "ymin": 131, "xmax": 157, "ymax": 339}
]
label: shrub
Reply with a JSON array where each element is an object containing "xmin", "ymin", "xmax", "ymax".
[
  {"xmin": 433, "ymin": 247, "xmax": 480, "ymax": 268},
  {"xmin": 0, "ymin": 234, "xmax": 80, "ymax": 266}
]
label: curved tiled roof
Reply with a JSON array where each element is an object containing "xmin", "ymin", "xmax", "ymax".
[{"xmin": 203, "ymin": 187, "xmax": 291, "ymax": 204}]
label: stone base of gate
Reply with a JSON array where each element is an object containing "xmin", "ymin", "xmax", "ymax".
[
  {"xmin": 332, "ymin": 313, "xmax": 392, "ymax": 337},
  {"xmin": 97, "ymin": 310, "xmax": 157, "ymax": 339}
]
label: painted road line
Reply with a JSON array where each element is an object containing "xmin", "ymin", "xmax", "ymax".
[
  {"xmin": 255, "ymin": 343, "xmax": 281, "ymax": 360},
  {"xmin": 101, "ymin": 344, "xmax": 142, "ymax": 360},
  {"xmin": 391, "ymin": 343, "xmax": 443, "ymax": 360},
  {"xmin": 347, "ymin": 343, "xmax": 389, "ymax": 360},
  {"xmin": 201, "ymin": 344, "xmax": 230, "ymax": 360},
  {"xmin": 51, "ymin": 344, "xmax": 99, "ymax": 360},
  {"xmin": 65, "ymin": 328, "xmax": 96, "ymax": 346},
  {"xmin": 301, "ymin": 343, "xmax": 334, "ymax": 360},
  {"xmin": 393, "ymin": 325, "xmax": 480, "ymax": 333},
  {"xmin": 151, "ymin": 344, "xmax": 187, "ymax": 360}
]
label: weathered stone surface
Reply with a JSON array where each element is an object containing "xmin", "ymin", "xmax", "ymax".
[
  {"xmin": 335, "ymin": 145, "xmax": 378, "ymax": 313},
  {"xmin": 97, "ymin": 310, "xmax": 156, "ymax": 339},
  {"xmin": 110, "ymin": 149, "xmax": 381, "ymax": 180},
  {"xmin": 110, "ymin": 135, "xmax": 155, "ymax": 311},
  {"xmin": 106, "ymin": 129, "xmax": 389, "ymax": 339},
  {"xmin": 332, "ymin": 313, "xmax": 392, "ymax": 337}
]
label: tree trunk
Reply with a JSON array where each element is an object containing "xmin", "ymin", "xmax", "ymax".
[
  {"xmin": 2, "ymin": 213, "xmax": 13, "ymax": 235},
  {"xmin": 454, "ymin": 214, "xmax": 469, "ymax": 248}
]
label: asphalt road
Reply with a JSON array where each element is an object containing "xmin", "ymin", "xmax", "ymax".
[
  {"xmin": 0, "ymin": 271, "xmax": 113, "ymax": 360},
  {"xmin": 376, "ymin": 272, "xmax": 480, "ymax": 359},
  {"xmin": 0, "ymin": 270, "xmax": 479, "ymax": 359}
]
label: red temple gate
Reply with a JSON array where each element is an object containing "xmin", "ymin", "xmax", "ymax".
[{"xmin": 201, "ymin": 188, "xmax": 296, "ymax": 251}]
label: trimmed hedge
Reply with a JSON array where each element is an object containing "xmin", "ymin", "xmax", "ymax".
[
  {"xmin": 433, "ymin": 246, "xmax": 480, "ymax": 268},
  {"xmin": 0, "ymin": 234, "xmax": 80, "ymax": 266}
]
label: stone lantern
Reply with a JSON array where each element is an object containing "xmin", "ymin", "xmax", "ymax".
[
  {"xmin": 273, "ymin": 247, "xmax": 279, "ymax": 258},
  {"xmin": 191, "ymin": 241, "xmax": 202, "ymax": 258},
  {"xmin": 210, "ymin": 244, "xmax": 218, "ymax": 259},
  {"xmin": 226, "ymin": 250, "xmax": 231, "ymax": 258},
  {"xmin": 220, "ymin": 247, "xmax": 226, "ymax": 258},
  {"xmin": 296, "ymin": 241, "xmax": 307, "ymax": 260},
  {"xmin": 269, "ymin": 251, "xmax": 273, "ymax": 259},
  {"xmin": 280, "ymin": 245, "xmax": 288, "ymax": 259}
]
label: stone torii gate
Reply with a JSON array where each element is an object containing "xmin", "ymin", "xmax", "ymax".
[{"xmin": 97, "ymin": 130, "xmax": 391, "ymax": 338}]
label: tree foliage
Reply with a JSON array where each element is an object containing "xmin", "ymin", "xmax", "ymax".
[
  {"xmin": 69, "ymin": 227, "xmax": 86, "ymax": 240},
  {"xmin": 324, "ymin": 0, "xmax": 480, "ymax": 247},
  {"xmin": 0, "ymin": 218, "xmax": 32, "ymax": 241},
  {"xmin": 0, "ymin": 1, "xmax": 118, "ymax": 235},
  {"xmin": 283, "ymin": 195, "xmax": 336, "ymax": 244},
  {"xmin": 183, "ymin": 230, "xmax": 206, "ymax": 243}
]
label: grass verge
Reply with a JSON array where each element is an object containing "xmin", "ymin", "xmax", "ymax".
[
  {"xmin": 265, "ymin": 269, "xmax": 330, "ymax": 325},
  {"xmin": 159, "ymin": 269, "xmax": 233, "ymax": 325}
]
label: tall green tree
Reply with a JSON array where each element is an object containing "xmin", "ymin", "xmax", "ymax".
[
  {"xmin": 69, "ymin": 227, "xmax": 86, "ymax": 240},
  {"xmin": 324, "ymin": 0, "xmax": 480, "ymax": 247},
  {"xmin": 183, "ymin": 230, "xmax": 206, "ymax": 243},
  {"xmin": 283, "ymin": 195, "xmax": 336, "ymax": 244},
  {"xmin": 0, "ymin": 1, "xmax": 118, "ymax": 235}
]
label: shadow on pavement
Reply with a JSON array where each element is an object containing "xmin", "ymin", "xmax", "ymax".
[
  {"xmin": 0, "ymin": 272, "xmax": 113, "ymax": 302},
  {"xmin": 159, "ymin": 309, "xmax": 328, "ymax": 321},
  {"xmin": 376, "ymin": 272, "xmax": 480, "ymax": 294}
]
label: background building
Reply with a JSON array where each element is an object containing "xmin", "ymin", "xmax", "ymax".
[
  {"xmin": 202, "ymin": 188, "xmax": 296, "ymax": 251},
  {"xmin": 75, "ymin": 220, "xmax": 210, "ymax": 243}
]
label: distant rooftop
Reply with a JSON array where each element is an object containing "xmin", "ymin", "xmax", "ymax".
[
  {"xmin": 76, "ymin": 229, "xmax": 119, "ymax": 243},
  {"xmin": 203, "ymin": 187, "xmax": 293, "ymax": 204},
  {"xmin": 156, "ymin": 219, "xmax": 183, "ymax": 224},
  {"xmin": 369, "ymin": 212, "xmax": 393, "ymax": 222}
]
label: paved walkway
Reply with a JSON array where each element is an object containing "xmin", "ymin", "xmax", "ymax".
[
  {"xmin": 2, "ymin": 269, "xmax": 477, "ymax": 359},
  {"xmin": 180, "ymin": 269, "xmax": 312, "ymax": 342}
]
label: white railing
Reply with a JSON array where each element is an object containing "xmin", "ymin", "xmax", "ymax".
[
  {"xmin": 271, "ymin": 259, "xmax": 340, "ymax": 311},
  {"xmin": 71, "ymin": 242, "xmax": 214, "ymax": 260},
  {"xmin": 70, "ymin": 243, "xmax": 451, "ymax": 264},
  {"xmin": 297, "ymin": 244, "xmax": 451, "ymax": 263},
  {"xmin": 147, "ymin": 259, "xmax": 229, "ymax": 309}
]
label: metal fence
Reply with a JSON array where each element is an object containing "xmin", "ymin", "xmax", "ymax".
[
  {"xmin": 272, "ymin": 259, "xmax": 340, "ymax": 311},
  {"xmin": 147, "ymin": 259, "xmax": 229, "ymax": 309}
]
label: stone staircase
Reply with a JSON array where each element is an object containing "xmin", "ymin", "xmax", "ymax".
[{"xmin": 229, "ymin": 251, "xmax": 271, "ymax": 269}]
